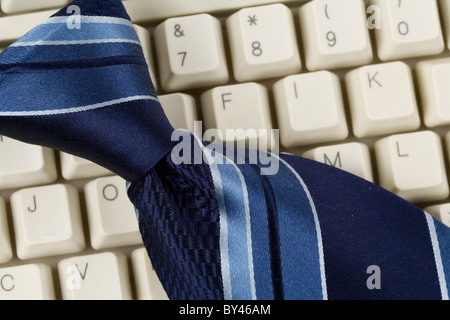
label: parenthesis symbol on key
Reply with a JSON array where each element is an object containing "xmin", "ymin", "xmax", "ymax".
[{"xmin": 325, "ymin": 4, "xmax": 330, "ymax": 19}]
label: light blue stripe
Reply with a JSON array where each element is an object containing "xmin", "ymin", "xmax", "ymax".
[
  {"xmin": 0, "ymin": 64, "xmax": 154, "ymax": 113},
  {"xmin": 208, "ymin": 159, "xmax": 232, "ymax": 300},
  {"xmin": 266, "ymin": 154, "xmax": 326, "ymax": 300},
  {"xmin": 206, "ymin": 149, "xmax": 255, "ymax": 300},
  {"xmin": 14, "ymin": 21, "xmax": 139, "ymax": 44},
  {"xmin": 237, "ymin": 163, "xmax": 273, "ymax": 300},
  {"xmin": 217, "ymin": 158, "xmax": 253, "ymax": 300},
  {"xmin": 0, "ymin": 42, "xmax": 144, "ymax": 64},
  {"xmin": 428, "ymin": 214, "xmax": 450, "ymax": 300}
]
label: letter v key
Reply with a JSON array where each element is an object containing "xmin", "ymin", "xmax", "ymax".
[{"xmin": 76, "ymin": 263, "xmax": 88, "ymax": 280}]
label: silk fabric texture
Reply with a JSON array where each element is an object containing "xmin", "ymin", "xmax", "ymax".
[{"xmin": 0, "ymin": 0, "xmax": 450, "ymax": 300}]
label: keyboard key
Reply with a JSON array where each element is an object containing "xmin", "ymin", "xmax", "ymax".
[
  {"xmin": 370, "ymin": 0, "xmax": 444, "ymax": 61},
  {"xmin": 10, "ymin": 184, "xmax": 85, "ymax": 259},
  {"xmin": 0, "ymin": 136, "xmax": 57, "ymax": 190},
  {"xmin": 154, "ymin": 14, "xmax": 229, "ymax": 92},
  {"xmin": 133, "ymin": 24, "xmax": 158, "ymax": 90},
  {"xmin": 0, "ymin": 197, "xmax": 12, "ymax": 264},
  {"xmin": 425, "ymin": 203, "xmax": 450, "ymax": 228},
  {"xmin": 84, "ymin": 176, "xmax": 142, "ymax": 250},
  {"xmin": 345, "ymin": 61, "xmax": 420, "ymax": 138},
  {"xmin": 60, "ymin": 152, "xmax": 112, "ymax": 180},
  {"xmin": 58, "ymin": 252, "xmax": 132, "ymax": 300},
  {"xmin": 200, "ymin": 82, "xmax": 275, "ymax": 148},
  {"xmin": 299, "ymin": 0, "xmax": 372, "ymax": 71},
  {"xmin": 374, "ymin": 131, "xmax": 449, "ymax": 203},
  {"xmin": 159, "ymin": 93, "xmax": 198, "ymax": 132},
  {"xmin": 0, "ymin": 264, "xmax": 55, "ymax": 300},
  {"xmin": 226, "ymin": 3, "xmax": 301, "ymax": 81},
  {"xmin": 0, "ymin": 0, "xmax": 68, "ymax": 14},
  {"xmin": 131, "ymin": 248, "xmax": 169, "ymax": 300},
  {"xmin": 303, "ymin": 142, "xmax": 373, "ymax": 182},
  {"xmin": 416, "ymin": 58, "xmax": 450, "ymax": 128},
  {"xmin": 273, "ymin": 71, "xmax": 348, "ymax": 147}
]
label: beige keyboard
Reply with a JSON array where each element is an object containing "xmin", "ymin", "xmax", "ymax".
[{"xmin": 2, "ymin": 0, "xmax": 450, "ymax": 300}]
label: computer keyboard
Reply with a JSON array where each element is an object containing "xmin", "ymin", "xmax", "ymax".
[{"xmin": 1, "ymin": 0, "xmax": 450, "ymax": 300}]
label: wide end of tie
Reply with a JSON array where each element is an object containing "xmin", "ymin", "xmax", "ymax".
[
  {"xmin": 127, "ymin": 134, "xmax": 450, "ymax": 300},
  {"xmin": 0, "ymin": 0, "xmax": 176, "ymax": 182}
]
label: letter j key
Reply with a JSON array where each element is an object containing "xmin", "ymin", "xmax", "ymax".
[{"xmin": 10, "ymin": 184, "xmax": 85, "ymax": 260}]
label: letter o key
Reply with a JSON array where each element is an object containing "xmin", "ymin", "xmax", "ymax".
[{"xmin": 102, "ymin": 184, "xmax": 118, "ymax": 201}]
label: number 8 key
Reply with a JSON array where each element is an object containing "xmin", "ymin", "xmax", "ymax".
[{"xmin": 226, "ymin": 4, "xmax": 302, "ymax": 82}]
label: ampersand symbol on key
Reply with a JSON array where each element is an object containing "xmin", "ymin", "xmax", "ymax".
[{"xmin": 174, "ymin": 24, "xmax": 185, "ymax": 37}]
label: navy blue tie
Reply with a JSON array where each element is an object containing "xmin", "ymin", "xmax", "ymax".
[{"xmin": 1, "ymin": 0, "xmax": 450, "ymax": 300}]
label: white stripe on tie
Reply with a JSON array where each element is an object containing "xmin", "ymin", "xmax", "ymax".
[
  {"xmin": 10, "ymin": 39, "xmax": 141, "ymax": 47},
  {"xmin": 425, "ymin": 212, "xmax": 449, "ymax": 300},
  {"xmin": 44, "ymin": 15, "xmax": 134, "ymax": 27},
  {"xmin": 0, "ymin": 95, "xmax": 158, "ymax": 117}
]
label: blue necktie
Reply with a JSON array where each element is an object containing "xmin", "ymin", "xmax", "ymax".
[{"xmin": 1, "ymin": 0, "xmax": 450, "ymax": 300}]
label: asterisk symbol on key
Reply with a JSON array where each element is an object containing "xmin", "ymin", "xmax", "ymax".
[{"xmin": 247, "ymin": 15, "xmax": 258, "ymax": 26}]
